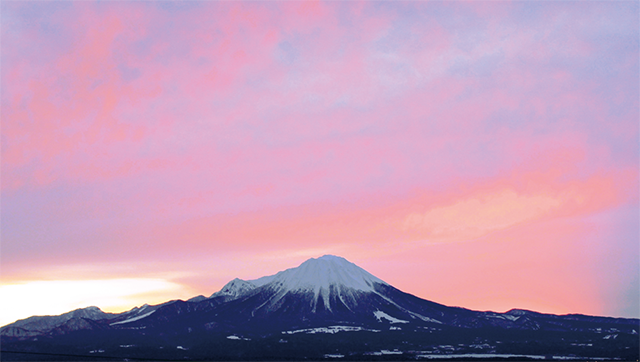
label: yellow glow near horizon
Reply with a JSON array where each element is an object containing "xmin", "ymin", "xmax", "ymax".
[{"xmin": 0, "ymin": 278, "xmax": 186, "ymax": 327}]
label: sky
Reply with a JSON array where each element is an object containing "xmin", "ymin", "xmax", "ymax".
[{"xmin": 1, "ymin": 1, "xmax": 638, "ymax": 327}]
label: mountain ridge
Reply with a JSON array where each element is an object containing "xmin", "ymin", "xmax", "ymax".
[{"xmin": 1, "ymin": 255, "xmax": 638, "ymax": 361}]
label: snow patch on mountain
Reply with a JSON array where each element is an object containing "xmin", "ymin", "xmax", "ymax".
[
  {"xmin": 210, "ymin": 278, "xmax": 256, "ymax": 300},
  {"xmin": 374, "ymin": 310, "xmax": 409, "ymax": 324},
  {"xmin": 373, "ymin": 292, "xmax": 442, "ymax": 324},
  {"xmin": 110, "ymin": 310, "xmax": 156, "ymax": 325},
  {"xmin": 487, "ymin": 313, "xmax": 520, "ymax": 322}
]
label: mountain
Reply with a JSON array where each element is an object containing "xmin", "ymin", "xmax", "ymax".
[
  {"xmin": 0, "ymin": 306, "xmax": 114, "ymax": 338},
  {"xmin": 209, "ymin": 278, "xmax": 257, "ymax": 301},
  {"xmin": 2, "ymin": 255, "xmax": 638, "ymax": 361}
]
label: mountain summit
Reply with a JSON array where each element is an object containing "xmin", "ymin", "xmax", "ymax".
[
  {"xmin": 2, "ymin": 255, "xmax": 638, "ymax": 361},
  {"xmin": 205, "ymin": 255, "xmax": 396, "ymax": 317},
  {"xmin": 205, "ymin": 255, "xmax": 391, "ymax": 315},
  {"xmin": 250, "ymin": 255, "xmax": 388, "ymax": 293}
]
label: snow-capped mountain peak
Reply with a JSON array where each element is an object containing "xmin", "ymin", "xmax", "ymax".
[
  {"xmin": 258, "ymin": 255, "xmax": 388, "ymax": 294},
  {"xmin": 232, "ymin": 255, "xmax": 391, "ymax": 314},
  {"xmin": 210, "ymin": 278, "xmax": 257, "ymax": 299},
  {"xmin": 204, "ymin": 255, "xmax": 390, "ymax": 314}
]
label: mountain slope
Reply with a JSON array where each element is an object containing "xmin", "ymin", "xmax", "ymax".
[
  {"xmin": 209, "ymin": 278, "xmax": 257, "ymax": 301},
  {"xmin": 0, "ymin": 306, "xmax": 113, "ymax": 338}
]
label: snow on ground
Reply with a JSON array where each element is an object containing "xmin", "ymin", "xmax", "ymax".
[
  {"xmin": 366, "ymin": 350, "xmax": 403, "ymax": 355},
  {"xmin": 551, "ymin": 357, "xmax": 613, "ymax": 360},
  {"xmin": 469, "ymin": 343, "xmax": 492, "ymax": 349},
  {"xmin": 416, "ymin": 354, "xmax": 546, "ymax": 359},
  {"xmin": 416, "ymin": 354, "xmax": 616, "ymax": 360},
  {"xmin": 374, "ymin": 310, "xmax": 409, "ymax": 324},
  {"xmin": 227, "ymin": 335, "xmax": 251, "ymax": 340},
  {"xmin": 324, "ymin": 354, "xmax": 345, "ymax": 358},
  {"xmin": 282, "ymin": 325, "xmax": 381, "ymax": 334},
  {"xmin": 176, "ymin": 346, "xmax": 188, "ymax": 350},
  {"xmin": 110, "ymin": 310, "xmax": 156, "ymax": 325}
]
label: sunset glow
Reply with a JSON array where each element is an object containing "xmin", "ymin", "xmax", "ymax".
[
  {"xmin": 0, "ymin": 278, "xmax": 189, "ymax": 327},
  {"xmin": 2, "ymin": 1, "xmax": 638, "ymax": 326}
]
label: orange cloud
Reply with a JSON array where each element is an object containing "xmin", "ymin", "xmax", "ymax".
[{"xmin": 403, "ymin": 189, "xmax": 566, "ymax": 242}]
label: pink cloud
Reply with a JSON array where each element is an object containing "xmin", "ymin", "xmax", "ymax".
[{"xmin": 2, "ymin": 1, "xmax": 637, "ymax": 319}]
